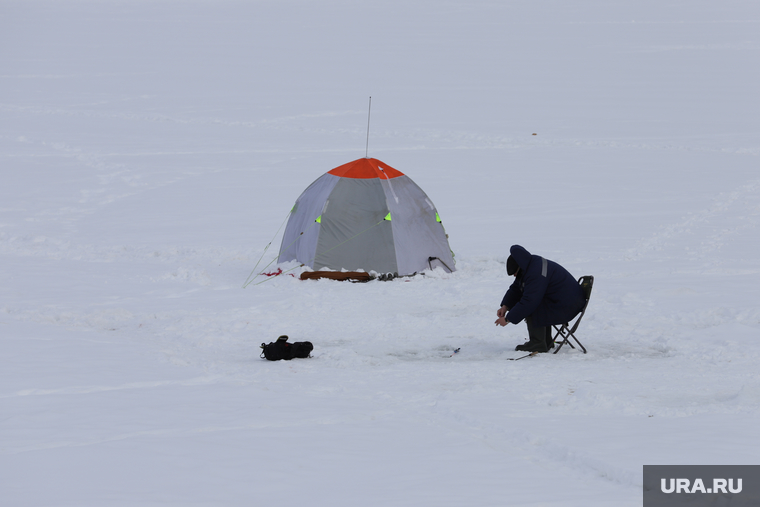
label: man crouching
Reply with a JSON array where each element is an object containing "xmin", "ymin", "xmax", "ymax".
[{"xmin": 495, "ymin": 245, "xmax": 586, "ymax": 353}]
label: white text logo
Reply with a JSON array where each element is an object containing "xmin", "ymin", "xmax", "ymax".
[{"xmin": 660, "ymin": 478, "xmax": 742, "ymax": 494}]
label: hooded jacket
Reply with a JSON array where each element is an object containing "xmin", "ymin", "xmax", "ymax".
[{"xmin": 501, "ymin": 245, "xmax": 586, "ymax": 327}]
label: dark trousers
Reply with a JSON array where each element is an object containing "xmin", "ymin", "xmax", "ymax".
[{"xmin": 526, "ymin": 315, "xmax": 553, "ymax": 352}]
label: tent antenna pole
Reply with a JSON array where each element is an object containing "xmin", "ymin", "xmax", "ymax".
[{"xmin": 365, "ymin": 96, "xmax": 372, "ymax": 158}]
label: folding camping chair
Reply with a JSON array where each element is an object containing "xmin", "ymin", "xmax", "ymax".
[{"xmin": 552, "ymin": 275, "xmax": 594, "ymax": 354}]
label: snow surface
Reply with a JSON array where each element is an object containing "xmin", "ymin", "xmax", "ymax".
[{"xmin": 2, "ymin": 1, "xmax": 759, "ymax": 505}]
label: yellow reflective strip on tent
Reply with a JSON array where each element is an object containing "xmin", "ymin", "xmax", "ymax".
[
  {"xmin": 436, "ymin": 212, "xmax": 441, "ymax": 223},
  {"xmin": 315, "ymin": 215, "xmax": 321, "ymax": 223},
  {"xmin": 384, "ymin": 212, "xmax": 391, "ymax": 221}
]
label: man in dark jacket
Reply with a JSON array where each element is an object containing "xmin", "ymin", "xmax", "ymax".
[{"xmin": 495, "ymin": 245, "xmax": 586, "ymax": 353}]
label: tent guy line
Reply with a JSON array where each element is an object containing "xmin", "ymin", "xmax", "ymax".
[{"xmin": 242, "ymin": 210, "xmax": 292, "ymax": 288}]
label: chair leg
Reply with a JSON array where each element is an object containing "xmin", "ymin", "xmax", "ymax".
[
  {"xmin": 552, "ymin": 325, "xmax": 574, "ymax": 354},
  {"xmin": 568, "ymin": 332, "xmax": 587, "ymax": 354},
  {"xmin": 553, "ymin": 325, "xmax": 584, "ymax": 354}
]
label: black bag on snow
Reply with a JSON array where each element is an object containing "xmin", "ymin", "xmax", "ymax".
[{"xmin": 260, "ymin": 335, "xmax": 313, "ymax": 361}]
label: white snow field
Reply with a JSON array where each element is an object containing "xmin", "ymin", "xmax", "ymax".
[{"xmin": 2, "ymin": 1, "xmax": 759, "ymax": 505}]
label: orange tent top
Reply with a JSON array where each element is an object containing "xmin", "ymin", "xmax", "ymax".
[{"xmin": 328, "ymin": 158, "xmax": 404, "ymax": 179}]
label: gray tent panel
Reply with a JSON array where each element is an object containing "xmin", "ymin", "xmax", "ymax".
[
  {"xmin": 278, "ymin": 173, "xmax": 340, "ymax": 265},
  {"xmin": 380, "ymin": 175, "xmax": 455, "ymax": 275},
  {"xmin": 313, "ymin": 178, "xmax": 397, "ymax": 273}
]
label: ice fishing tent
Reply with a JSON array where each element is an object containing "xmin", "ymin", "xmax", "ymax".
[{"xmin": 278, "ymin": 158, "xmax": 455, "ymax": 276}]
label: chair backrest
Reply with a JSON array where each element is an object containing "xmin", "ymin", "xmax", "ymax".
[
  {"xmin": 566, "ymin": 276, "xmax": 594, "ymax": 334},
  {"xmin": 579, "ymin": 275, "xmax": 594, "ymax": 302}
]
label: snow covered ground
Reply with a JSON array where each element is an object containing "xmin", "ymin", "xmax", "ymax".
[{"xmin": 2, "ymin": 1, "xmax": 759, "ymax": 505}]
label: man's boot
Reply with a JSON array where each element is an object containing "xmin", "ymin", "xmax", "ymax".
[
  {"xmin": 545, "ymin": 326, "xmax": 555, "ymax": 351},
  {"xmin": 524, "ymin": 316, "xmax": 549, "ymax": 353}
]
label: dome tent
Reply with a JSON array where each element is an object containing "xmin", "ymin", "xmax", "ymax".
[{"xmin": 278, "ymin": 158, "xmax": 455, "ymax": 277}]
